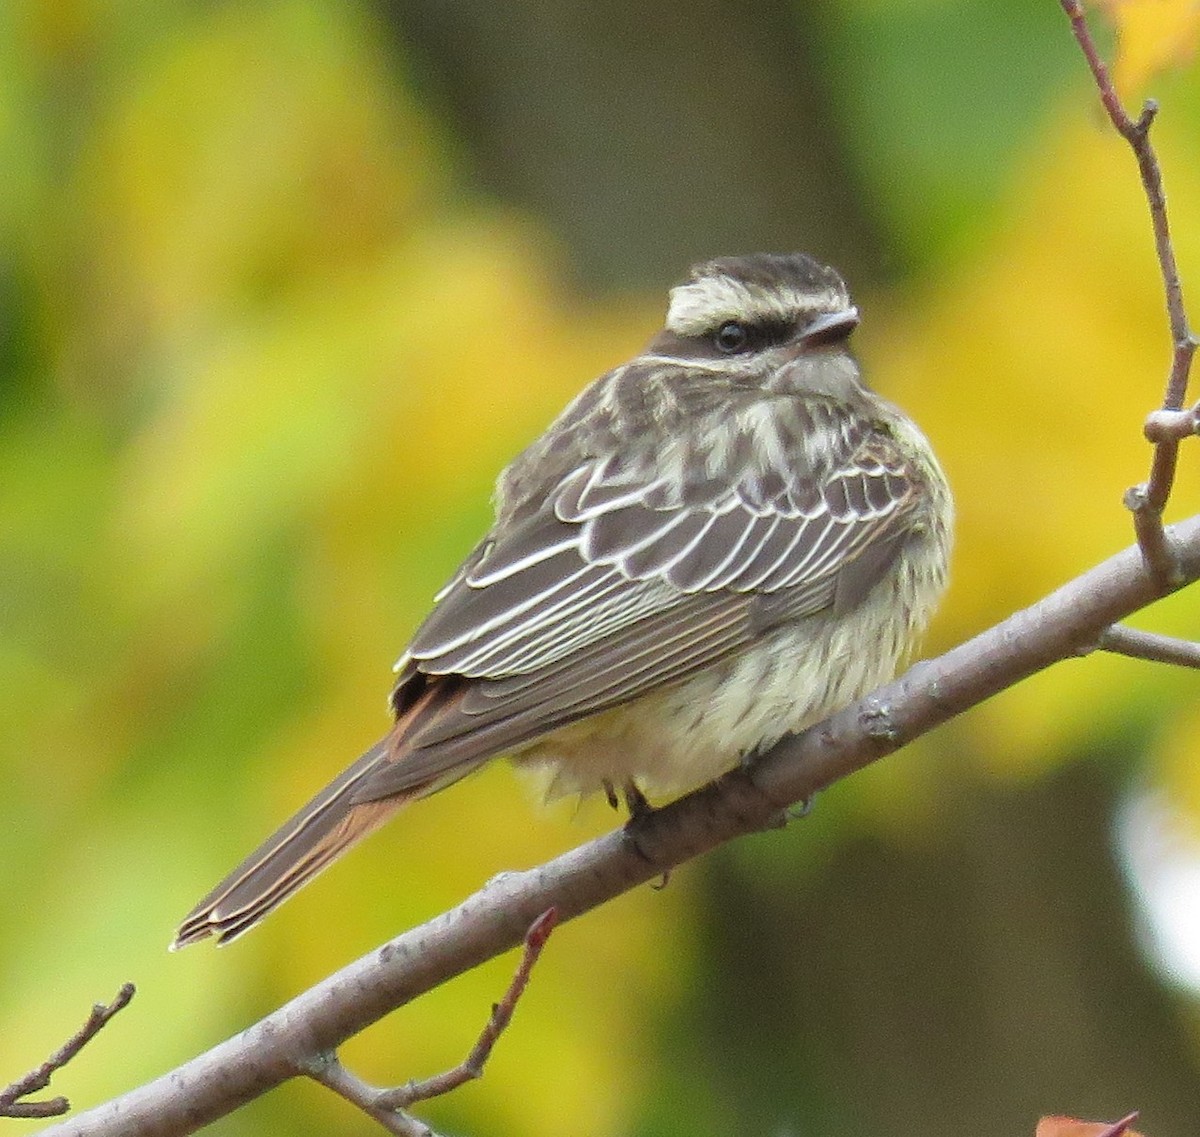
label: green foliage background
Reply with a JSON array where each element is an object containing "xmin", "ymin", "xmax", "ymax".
[{"xmin": 3, "ymin": 2, "xmax": 1200, "ymax": 1135}]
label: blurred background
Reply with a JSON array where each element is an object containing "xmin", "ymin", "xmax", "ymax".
[{"xmin": 3, "ymin": 1, "xmax": 1200, "ymax": 1135}]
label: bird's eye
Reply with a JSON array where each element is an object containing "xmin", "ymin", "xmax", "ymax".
[{"xmin": 714, "ymin": 321, "xmax": 750, "ymax": 353}]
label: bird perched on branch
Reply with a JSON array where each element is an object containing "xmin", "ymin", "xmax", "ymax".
[{"xmin": 174, "ymin": 252, "xmax": 952, "ymax": 947}]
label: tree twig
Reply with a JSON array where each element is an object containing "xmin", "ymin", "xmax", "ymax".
[
  {"xmin": 302, "ymin": 1057, "xmax": 436, "ymax": 1137},
  {"xmin": 1094, "ymin": 624, "xmax": 1200, "ymax": 668},
  {"xmin": 1061, "ymin": 0, "xmax": 1198, "ymax": 584},
  {"xmin": 380, "ymin": 907, "xmax": 557, "ymax": 1109},
  {"xmin": 302, "ymin": 909, "xmax": 557, "ymax": 1135},
  {"xmin": 0, "ymin": 984, "xmax": 135, "ymax": 1120}
]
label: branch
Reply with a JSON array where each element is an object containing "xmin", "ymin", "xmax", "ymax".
[
  {"xmin": 1, "ymin": 985, "xmax": 134, "ymax": 1120},
  {"xmin": 301, "ymin": 1057, "xmax": 433, "ymax": 1137},
  {"xmin": 301, "ymin": 909, "xmax": 557, "ymax": 1136},
  {"xmin": 1061, "ymin": 0, "xmax": 1199, "ymax": 583},
  {"xmin": 1095, "ymin": 624, "xmax": 1200, "ymax": 669},
  {"xmin": 36, "ymin": 514, "xmax": 1200, "ymax": 1137},
  {"xmin": 378, "ymin": 907, "xmax": 557, "ymax": 1109}
]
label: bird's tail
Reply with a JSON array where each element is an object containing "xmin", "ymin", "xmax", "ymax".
[{"xmin": 172, "ymin": 736, "xmax": 414, "ymax": 948}]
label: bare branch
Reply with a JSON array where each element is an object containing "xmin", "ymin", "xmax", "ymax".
[
  {"xmin": 379, "ymin": 907, "xmax": 557, "ymax": 1109},
  {"xmin": 1061, "ymin": 0, "xmax": 1198, "ymax": 583},
  {"xmin": 302, "ymin": 909, "xmax": 557, "ymax": 1135},
  {"xmin": 1095, "ymin": 624, "xmax": 1200, "ymax": 668},
  {"xmin": 0, "ymin": 984, "xmax": 134, "ymax": 1120},
  {"xmin": 35, "ymin": 514, "xmax": 1200, "ymax": 1137},
  {"xmin": 303, "ymin": 1055, "xmax": 437, "ymax": 1137}
]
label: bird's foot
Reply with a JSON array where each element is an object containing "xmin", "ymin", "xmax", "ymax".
[
  {"xmin": 787, "ymin": 792, "xmax": 818, "ymax": 820},
  {"xmin": 622, "ymin": 780, "xmax": 654, "ymax": 822}
]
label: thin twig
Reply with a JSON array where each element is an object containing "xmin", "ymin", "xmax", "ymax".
[
  {"xmin": 381, "ymin": 907, "xmax": 558, "ymax": 1109},
  {"xmin": 304, "ymin": 910, "xmax": 558, "ymax": 1134},
  {"xmin": 1061, "ymin": 0, "xmax": 1198, "ymax": 584},
  {"xmin": 305, "ymin": 1056, "xmax": 437, "ymax": 1136},
  {"xmin": 0, "ymin": 984, "xmax": 135, "ymax": 1119},
  {"xmin": 1095, "ymin": 624, "xmax": 1200, "ymax": 668}
]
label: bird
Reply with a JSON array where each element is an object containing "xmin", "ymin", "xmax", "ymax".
[{"xmin": 173, "ymin": 252, "xmax": 952, "ymax": 947}]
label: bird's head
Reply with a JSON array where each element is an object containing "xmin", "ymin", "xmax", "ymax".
[{"xmin": 644, "ymin": 253, "xmax": 862, "ymax": 394}]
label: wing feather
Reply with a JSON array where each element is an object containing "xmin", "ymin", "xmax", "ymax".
[
  {"xmin": 762, "ymin": 515, "xmax": 839, "ymax": 589},
  {"xmin": 620, "ymin": 511, "xmax": 713, "ymax": 577},
  {"xmin": 412, "ymin": 556, "xmax": 599, "ymax": 659},
  {"xmin": 736, "ymin": 515, "xmax": 821, "ymax": 591},
  {"xmin": 707, "ymin": 514, "xmax": 783, "ymax": 590},
  {"xmin": 776, "ymin": 519, "xmax": 863, "ymax": 588},
  {"xmin": 466, "ymin": 530, "xmax": 579, "ymax": 587},
  {"xmin": 662, "ymin": 509, "xmax": 758, "ymax": 592},
  {"xmin": 437, "ymin": 569, "xmax": 622, "ymax": 674},
  {"xmin": 458, "ymin": 579, "xmax": 670, "ymax": 676}
]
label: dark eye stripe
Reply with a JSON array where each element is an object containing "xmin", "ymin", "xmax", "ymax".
[{"xmin": 712, "ymin": 317, "xmax": 795, "ymax": 354}]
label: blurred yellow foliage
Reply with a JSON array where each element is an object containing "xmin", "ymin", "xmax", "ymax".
[{"xmin": 1103, "ymin": 0, "xmax": 1200, "ymax": 93}]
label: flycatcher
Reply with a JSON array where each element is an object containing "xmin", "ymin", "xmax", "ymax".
[{"xmin": 174, "ymin": 252, "xmax": 952, "ymax": 947}]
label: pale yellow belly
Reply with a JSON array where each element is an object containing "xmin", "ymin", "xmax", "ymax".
[{"xmin": 514, "ymin": 576, "xmax": 925, "ymax": 803}]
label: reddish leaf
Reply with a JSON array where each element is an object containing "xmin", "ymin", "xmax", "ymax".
[{"xmin": 1037, "ymin": 1111, "xmax": 1142, "ymax": 1137}]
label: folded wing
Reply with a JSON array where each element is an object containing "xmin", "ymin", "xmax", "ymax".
[{"xmin": 352, "ymin": 411, "xmax": 918, "ymax": 802}]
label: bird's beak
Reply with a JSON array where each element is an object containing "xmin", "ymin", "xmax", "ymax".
[{"xmin": 800, "ymin": 307, "xmax": 860, "ymax": 346}]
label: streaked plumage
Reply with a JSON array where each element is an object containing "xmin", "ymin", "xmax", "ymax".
[{"xmin": 174, "ymin": 253, "xmax": 952, "ymax": 947}]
